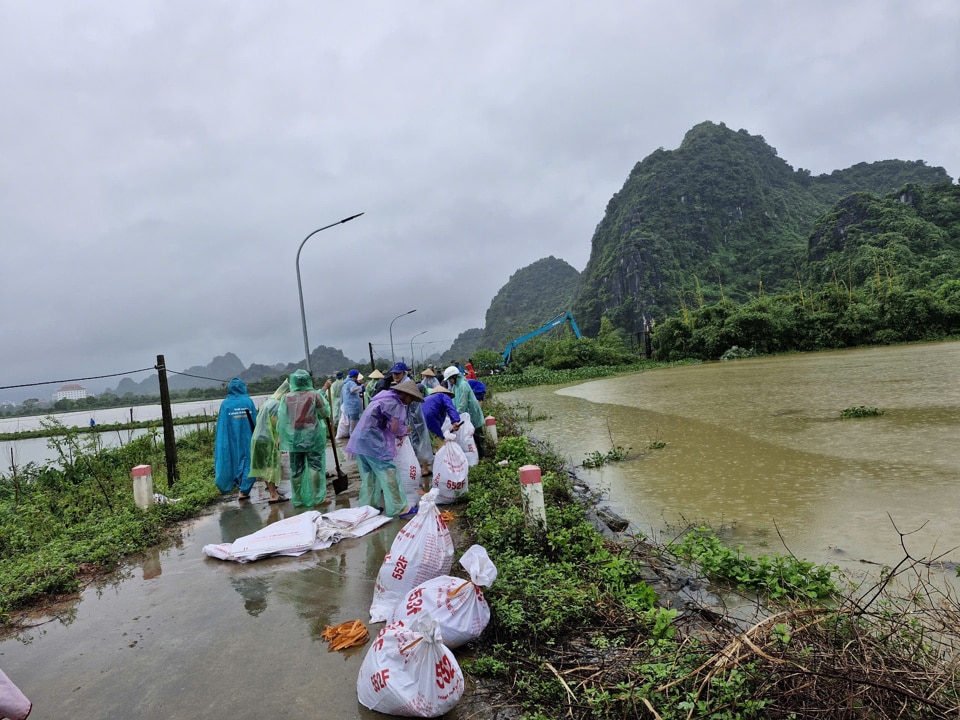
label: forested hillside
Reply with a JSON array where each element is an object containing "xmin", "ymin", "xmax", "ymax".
[
  {"xmin": 573, "ymin": 121, "xmax": 952, "ymax": 337},
  {"xmin": 479, "ymin": 256, "xmax": 581, "ymax": 351}
]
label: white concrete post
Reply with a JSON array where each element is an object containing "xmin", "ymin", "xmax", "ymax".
[
  {"xmin": 519, "ymin": 464, "xmax": 547, "ymax": 528},
  {"xmin": 132, "ymin": 464, "xmax": 155, "ymax": 510},
  {"xmin": 484, "ymin": 415, "xmax": 498, "ymax": 444}
]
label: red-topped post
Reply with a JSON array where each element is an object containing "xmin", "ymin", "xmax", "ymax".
[
  {"xmin": 519, "ymin": 464, "xmax": 547, "ymax": 528},
  {"xmin": 131, "ymin": 465, "xmax": 154, "ymax": 510},
  {"xmin": 484, "ymin": 416, "xmax": 498, "ymax": 444}
]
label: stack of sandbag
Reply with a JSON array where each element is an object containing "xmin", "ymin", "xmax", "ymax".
[
  {"xmin": 431, "ymin": 434, "xmax": 469, "ymax": 504},
  {"xmin": 369, "ymin": 489, "xmax": 454, "ymax": 623},
  {"xmin": 387, "ymin": 544, "xmax": 497, "ymax": 648},
  {"xmin": 395, "ymin": 435, "xmax": 423, "ymax": 506},
  {"xmin": 442, "ymin": 416, "xmax": 479, "ymax": 466},
  {"xmin": 357, "ymin": 613, "xmax": 464, "ymax": 717}
]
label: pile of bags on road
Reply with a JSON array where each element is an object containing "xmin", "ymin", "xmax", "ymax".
[{"xmin": 357, "ymin": 488, "xmax": 498, "ymax": 717}]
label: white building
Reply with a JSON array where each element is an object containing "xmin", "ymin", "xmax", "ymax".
[{"xmin": 53, "ymin": 383, "xmax": 87, "ymax": 402}]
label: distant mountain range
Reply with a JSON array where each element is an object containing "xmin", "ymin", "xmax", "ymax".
[{"xmin": 33, "ymin": 119, "xmax": 957, "ymax": 402}]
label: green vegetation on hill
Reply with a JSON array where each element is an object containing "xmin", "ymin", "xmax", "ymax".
[
  {"xmin": 573, "ymin": 121, "xmax": 952, "ymax": 339},
  {"xmin": 479, "ymin": 256, "xmax": 581, "ymax": 352},
  {"xmin": 653, "ymin": 182, "xmax": 960, "ymax": 360}
]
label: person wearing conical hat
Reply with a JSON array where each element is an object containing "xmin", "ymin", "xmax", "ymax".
[
  {"xmin": 346, "ymin": 380, "xmax": 424, "ymax": 519},
  {"xmin": 420, "ymin": 366, "xmax": 440, "ymax": 393},
  {"xmin": 365, "ymin": 369, "xmax": 384, "ymax": 405}
]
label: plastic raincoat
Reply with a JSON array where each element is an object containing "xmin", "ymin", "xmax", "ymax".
[
  {"xmin": 346, "ymin": 389, "xmax": 410, "ymax": 516},
  {"xmin": 451, "ymin": 375, "xmax": 483, "ymax": 429},
  {"xmin": 329, "ymin": 377, "xmax": 345, "ymax": 422},
  {"xmin": 215, "ymin": 378, "xmax": 258, "ymax": 494},
  {"xmin": 277, "ymin": 370, "xmax": 331, "ymax": 507},
  {"xmin": 249, "ymin": 379, "xmax": 289, "ymax": 486},
  {"xmin": 341, "ymin": 377, "xmax": 363, "ymax": 420},
  {"xmin": 406, "ymin": 401, "xmax": 434, "ymax": 463}
]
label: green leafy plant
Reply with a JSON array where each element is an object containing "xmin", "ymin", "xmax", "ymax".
[
  {"xmin": 582, "ymin": 445, "xmax": 630, "ymax": 468},
  {"xmin": 841, "ymin": 405, "xmax": 884, "ymax": 418},
  {"xmin": 669, "ymin": 527, "xmax": 839, "ymax": 600}
]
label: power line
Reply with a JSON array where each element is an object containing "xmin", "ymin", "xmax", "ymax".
[
  {"xmin": 0, "ymin": 366, "xmax": 157, "ymax": 391},
  {"xmin": 167, "ymin": 369, "xmax": 231, "ymax": 384}
]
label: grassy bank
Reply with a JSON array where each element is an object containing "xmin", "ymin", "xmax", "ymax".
[
  {"xmin": 0, "ymin": 414, "xmax": 215, "ymax": 441},
  {"xmin": 0, "ymin": 425, "xmax": 220, "ymax": 623},
  {"xmin": 482, "ymin": 359, "xmax": 693, "ymax": 394},
  {"xmin": 458, "ymin": 399, "xmax": 960, "ymax": 718}
]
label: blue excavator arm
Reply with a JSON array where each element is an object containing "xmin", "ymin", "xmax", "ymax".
[{"xmin": 501, "ymin": 312, "xmax": 583, "ymax": 365}]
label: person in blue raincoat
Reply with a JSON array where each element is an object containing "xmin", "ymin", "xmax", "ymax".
[
  {"xmin": 215, "ymin": 377, "xmax": 258, "ymax": 500},
  {"xmin": 341, "ymin": 369, "xmax": 364, "ymax": 434}
]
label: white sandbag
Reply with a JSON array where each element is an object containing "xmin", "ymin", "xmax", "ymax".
[
  {"xmin": 431, "ymin": 435, "xmax": 469, "ymax": 504},
  {"xmin": 203, "ymin": 511, "xmax": 322, "ymax": 562},
  {"xmin": 203, "ymin": 506, "xmax": 389, "ymax": 561},
  {"xmin": 387, "ymin": 544, "xmax": 497, "ymax": 648},
  {"xmin": 395, "ymin": 435, "xmax": 423, "ymax": 505},
  {"xmin": 357, "ymin": 614, "xmax": 464, "ymax": 717},
  {"xmin": 442, "ymin": 416, "xmax": 479, "ymax": 466},
  {"xmin": 335, "ymin": 408, "xmax": 350, "ymax": 440},
  {"xmin": 369, "ymin": 490, "xmax": 454, "ymax": 623}
]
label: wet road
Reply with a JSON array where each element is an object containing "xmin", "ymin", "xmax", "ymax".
[{"xmin": 0, "ymin": 465, "xmax": 471, "ymax": 720}]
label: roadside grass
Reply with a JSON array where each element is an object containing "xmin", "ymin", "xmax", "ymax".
[{"xmin": 0, "ymin": 422, "xmax": 219, "ymax": 623}]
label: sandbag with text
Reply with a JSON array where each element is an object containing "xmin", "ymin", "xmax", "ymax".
[
  {"xmin": 430, "ymin": 434, "xmax": 468, "ymax": 504},
  {"xmin": 357, "ymin": 613, "xmax": 464, "ymax": 717},
  {"xmin": 387, "ymin": 544, "xmax": 497, "ymax": 648},
  {"xmin": 442, "ymin": 415, "xmax": 478, "ymax": 466},
  {"xmin": 395, "ymin": 435, "xmax": 423, "ymax": 505},
  {"xmin": 369, "ymin": 489, "xmax": 454, "ymax": 623}
]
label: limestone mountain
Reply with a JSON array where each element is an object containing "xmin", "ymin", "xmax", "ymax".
[
  {"xmin": 444, "ymin": 328, "xmax": 484, "ymax": 364},
  {"xmin": 478, "ymin": 256, "xmax": 581, "ymax": 353},
  {"xmin": 805, "ymin": 182, "xmax": 960, "ymax": 289},
  {"xmin": 572, "ymin": 121, "xmax": 952, "ymax": 337}
]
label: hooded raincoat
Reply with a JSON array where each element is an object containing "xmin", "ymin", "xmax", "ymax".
[
  {"xmin": 345, "ymin": 388, "xmax": 410, "ymax": 516},
  {"xmin": 277, "ymin": 369, "xmax": 331, "ymax": 506},
  {"xmin": 249, "ymin": 379, "xmax": 289, "ymax": 486},
  {"xmin": 215, "ymin": 378, "xmax": 258, "ymax": 494}
]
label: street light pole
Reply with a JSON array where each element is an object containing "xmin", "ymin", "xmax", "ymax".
[
  {"xmin": 295, "ymin": 212, "xmax": 362, "ymax": 494},
  {"xmin": 409, "ymin": 330, "xmax": 428, "ymax": 375},
  {"xmin": 389, "ymin": 309, "xmax": 416, "ymax": 364},
  {"xmin": 296, "ymin": 213, "xmax": 363, "ymax": 375}
]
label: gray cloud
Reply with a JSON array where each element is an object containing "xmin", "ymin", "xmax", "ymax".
[{"xmin": 1, "ymin": 0, "xmax": 957, "ymax": 400}]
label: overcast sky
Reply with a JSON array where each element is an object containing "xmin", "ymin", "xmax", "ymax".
[{"xmin": 1, "ymin": 1, "xmax": 957, "ymax": 400}]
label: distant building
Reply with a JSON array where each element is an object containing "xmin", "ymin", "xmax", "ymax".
[{"xmin": 53, "ymin": 383, "xmax": 87, "ymax": 402}]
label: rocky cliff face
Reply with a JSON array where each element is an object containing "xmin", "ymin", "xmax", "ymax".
[{"xmin": 572, "ymin": 121, "xmax": 951, "ymax": 337}]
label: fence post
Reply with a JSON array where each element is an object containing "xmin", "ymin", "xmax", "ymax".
[
  {"xmin": 156, "ymin": 354, "xmax": 179, "ymax": 489},
  {"xmin": 519, "ymin": 464, "xmax": 547, "ymax": 528}
]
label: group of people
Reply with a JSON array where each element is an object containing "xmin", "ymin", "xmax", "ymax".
[
  {"xmin": 213, "ymin": 358, "xmax": 487, "ymax": 519},
  {"xmin": 215, "ymin": 370, "xmax": 334, "ymax": 508}
]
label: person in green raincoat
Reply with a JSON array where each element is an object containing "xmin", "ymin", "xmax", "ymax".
[
  {"xmin": 443, "ymin": 365, "xmax": 485, "ymax": 459},
  {"xmin": 277, "ymin": 369, "xmax": 332, "ymax": 507},
  {"xmin": 364, "ymin": 369, "xmax": 384, "ymax": 405},
  {"xmin": 249, "ymin": 379, "xmax": 290, "ymax": 503}
]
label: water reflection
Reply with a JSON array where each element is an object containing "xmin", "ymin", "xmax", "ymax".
[{"xmin": 504, "ymin": 341, "xmax": 960, "ymax": 577}]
